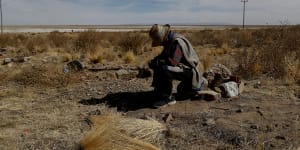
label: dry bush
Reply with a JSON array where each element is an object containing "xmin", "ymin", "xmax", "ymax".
[
  {"xmin": 85, "ymin": 48, "xmax": 117, "ymax": 64},
  {"xmin": 11, "ymin": 64, "xmax": 81, "ymax": 88},
  {"xmin": 187, "ymin": 28, "xmax": 257, "ymax": 49},
  {"xmin": 0, "ymin": 33, "xmax": 29, "ymax": 48},
  {"xmin": 97, "ymin": 32, "xmax": 120, "ymax": 47},
  {"xmin": 118, "ymin": 32, "xmax": 149, "ymax": 54},
  {"xmin": 234, "ymin": 26, "xmax": 300, "ymax": 81},
  {"xmin": 234, "ymin": 30, "xmax": 254, "ymax": 48},
  {"xmin": 221, "ymin": 43, "xmax": 230, "ymax": 54},
  {"xmin": 123, "ymin": 51, "xmax": 136, "ymax": 64},
  {"xmin": 234, "ymin": 48, "xmax": 262, "ymax": 78},
  {"xmin": 75, "ymin": 30, "xmax": 101, "ymax": 52},
  {"xmin": 186, "ymin": 29, "xmax": 215, "ymax": 46},
  {"xmin": 80, "ymin": 114, "xmax": 166, "ymax": 150},
  {"xmin": 213, "ymin": 30, "xmax": 231, "ymax": 48},
  {"xmin": 0, "ymin": 33, "xmax": 15, "ymax": 47},
  {"xmin": 284, "ymin": 52, "xmax": 299, "ymax": 82},
  {"xmin": 47, "ymin": 31, "xmax": 72, "ymax": 48},
  {"xmin": 25, "ymin": 34, "xmax": 49, "ymax": 55}
]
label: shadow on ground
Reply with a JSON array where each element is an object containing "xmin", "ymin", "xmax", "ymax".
[{"xmin": 79, "ymin": 91, "xmax": 157, "ymax": 111}]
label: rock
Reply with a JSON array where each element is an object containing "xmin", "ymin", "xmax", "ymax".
[
  {"xmin": 12, "ymin": 57, "xmax": 25, "ymax": 63},
  {"xmin": 116, "ymin": 69, "xmax": 129, "ymax": 78},
  {"xmin": 196, "ymin": 90, "xmax": 221, "ymax": 101},
  {"xmin": 275, "ymin": 135, "xmax": 286, "ymax": 140},
  {"xmin": 250, "ymin": 124, "xmax": 258, "ymax": 129},
  {"xmin": 64, "ymin": 60, "xmax": 85, "ymax": 73},
  {"xmin": 0, "ymin": 48, "xmax": 6, "ymax": 52},
  {"xmin": 24, "ymin": 57, "xmax": 31, "ymax": 62},
  {"xmin": 7, "ymin": 63, "xmax": 13, "ymax": 67},
  {"xmin": 115, "ymin": 69, "xmax": 137, "ymax": 79},
  {"xmin": 3, "ymin": 58, "xmax": 12, "ymax": 65},
  {"xmin": 163, "ymin": 113, "xmax": 173, "ymax": 123},
  {"xmin": 236, "ymin": 108, "xmax": 243, "ymax": 113},
  {"xmin": 67, "ymin": 60, "xmax": 85, "ymax": 71},
  {"xmin": 254, "ymin": 81, "xmax": 261, "ymax": 88},
  {"xmin": 239, "ymin": 81, "xmax": 245, "ymax": 94},
  {"xmin": 88, "ymin": 109, "xmax": 101, "ymax": 116},
  {"xmin": 203, "ymin": 118, "xmax": 215, "ymax": 126}
]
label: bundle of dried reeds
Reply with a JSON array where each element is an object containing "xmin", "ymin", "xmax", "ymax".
[{"xmin": 80, "ymin": 114, "xmax": 166, "ymax": 150}]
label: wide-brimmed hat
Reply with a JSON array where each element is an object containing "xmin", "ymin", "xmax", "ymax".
[{"xmin": 149, "ymin": 24, "xmax": 170, "ymax": 47}]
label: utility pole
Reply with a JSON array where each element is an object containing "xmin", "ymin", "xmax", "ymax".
[
  {"xmin": 241, "ymin": 0, "xmax": 248, "ymax": 29},
  {"xmin": 0, "ymin": 0, "xmax": 3, "ymax": 34}
]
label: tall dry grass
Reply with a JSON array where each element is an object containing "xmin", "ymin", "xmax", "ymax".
[
  {"xmin": 117, "ymin": 32, "xmax": 149, "ymax": 54},
  {"xmin": 233, "ymin": 26, "xmax": 300, "ymax": 80},
  {"xmin": 1, "ymin": 26, "xmax": 299, "ymax": 82},
  {"xmin": 80, "ymin": 114, "xmax": 166, "ymax": 150}
]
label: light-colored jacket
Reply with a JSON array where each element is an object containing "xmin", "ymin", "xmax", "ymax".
[{"xmin": 170, "ymin": 33, "xmax": 203, "ymax": 90}]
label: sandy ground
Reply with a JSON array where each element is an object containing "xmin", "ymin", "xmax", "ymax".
[
  {"xmin": 0, "ymin": 28, "xmax": 299, "ymax": 149},
  {"xmin": 0, "ymin": 59, "xmax": 299, "ymax": 149}
]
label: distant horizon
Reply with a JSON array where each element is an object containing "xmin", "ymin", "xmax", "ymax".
[
  {"xmin": 2, "ymin": 23, "xmax": 291, "ymax": 33},
  {"xmin": 3, "ymin": 23, "xmax": 296, "ymax": 27},
  {"xmin": 2, "ymin": 0, "xmax": 300, "ymax": 26}
]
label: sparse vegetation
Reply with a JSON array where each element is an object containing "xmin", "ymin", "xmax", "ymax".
[
  {"xmin": 1, "ymin": 26, "xmax": 299, "ymax": 81},
  {"xmin": 117, "ymin": 31, "xmax": 149, "ymax": 54},
  {"xmin": 0, "ymin": 26, "xmax": 299, "ymax": 149}
]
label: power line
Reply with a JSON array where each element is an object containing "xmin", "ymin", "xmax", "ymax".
[
  {"xmin": 0, "ymin": 0, "xmax": 3, "ymax": 34},
  {"xmin": 241, "ymin": 0, "xmax": 248, "ymax": 29}
]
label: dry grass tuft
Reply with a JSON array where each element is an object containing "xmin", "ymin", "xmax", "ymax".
[
  {"xmin": 123, "ymin": 51, "xmax": 136, "ymax": 64},
  {"xmin": 80, "ymin": 114, "xmax": 166, "ymax": 150},
  {"xmin": 11, "ymin": 64, "xmax": 81, "ymax": 87},
  {"xmin": 85, "ymin": 48, "xmax": 117, "ymax": 64},
  {"xmin": 61, "ymin": 52, "xmax": 73, "ymax": 62}
]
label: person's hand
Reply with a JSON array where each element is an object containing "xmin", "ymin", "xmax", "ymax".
[{"xmin": 148, "ymin": 58, "xmax": 160, "ymax": 69}]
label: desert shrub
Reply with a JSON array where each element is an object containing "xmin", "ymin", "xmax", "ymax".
[
  {"xmin": 118, "ymin": 32, "xmax": 149, "ymax": 54},
  {"xmin": 234, "ymin": 48, "xmax": 262, "ymax": 78},
  {"xmin": 212, "ymin": 30, "xmax": 231, "ymax": 48},
  {"xmin": 47, "ymin": 31, "xmax": 71, "ymax": 48},
  {"xmin": 75, "ymin": 30, "xmax": 101, "ymax": 52},
  {"xmin": 234, "ymin": 26, "xmax": 300, "ymax": 80},
  {"xmin": 187, "ymin": 29, "xmax": 215, "ymax": 46},
  {"xmin": 85, "ymin": 48, "xmax": 117, "ymax": 64},
  {"xmin": 25, "ymin": 34, "xmax": 49, "ymax": 55},
  {"xmin": 0, "ymin": 33, "xmax": 19, "ymax": 47},
  {"xmin": 234, "ymin": 30, "xmax": 254, "ymax": 48},
  {"xmin": 255, "ymin": 26, "xmax": 299, "ymax": 79},
  {"xmin": 98, "ymin": 32, "xmax": 120, "ymax": 46}
]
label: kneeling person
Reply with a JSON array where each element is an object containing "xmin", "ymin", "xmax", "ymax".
[{"xmin": 148, "ymin": 24, "xmax": 206, "ymax": 108}]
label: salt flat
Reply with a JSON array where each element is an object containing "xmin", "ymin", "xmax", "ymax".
[{"xmin": 2, "ymin": 25, "xmax": 261, "ymax": 33}]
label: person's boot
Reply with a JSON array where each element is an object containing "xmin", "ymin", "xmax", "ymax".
[{"xmin": 153, "ymin": 95, "xmax": 176, "ymax": 108}]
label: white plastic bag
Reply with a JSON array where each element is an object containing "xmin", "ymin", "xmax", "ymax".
[{"xmin": 220, "ymin": 81, "xmax": 239, "ymax": 98}]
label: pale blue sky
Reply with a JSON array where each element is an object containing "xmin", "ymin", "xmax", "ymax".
[{"xmin": 2, "ymin": 0, "xmax": 300, "ymax": 25}]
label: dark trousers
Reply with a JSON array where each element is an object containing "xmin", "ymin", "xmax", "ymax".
[{"xmin": 151, "ymin": 66, "xmax": 193, "ymax": 98}]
